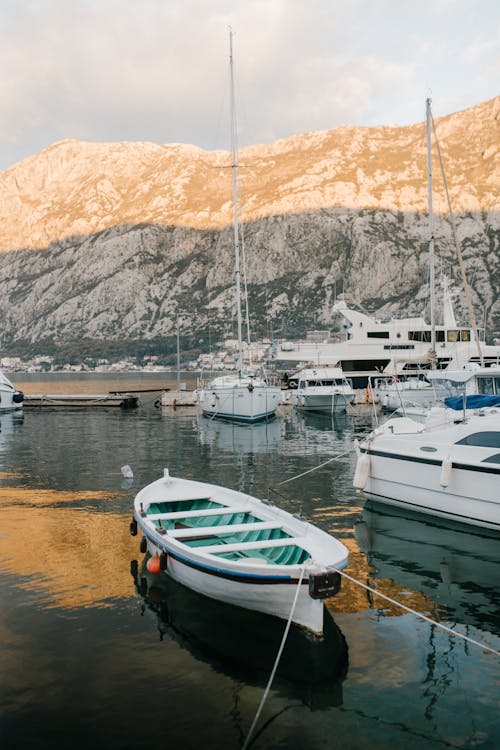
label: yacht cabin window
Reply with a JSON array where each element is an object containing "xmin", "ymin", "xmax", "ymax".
[
  {"xmin": 477, "ymin": 377, "xmax": 500, "ymax": 395},
  {"xmin": 482, "ymin": 453, "xmax": 500, "ymax": 464},
  {"xmin": 302, "ymin": 379, "xmax": 348, "ymax": 387},
  {"xmin": 455, "ymin": 432, "xmax": 500, "ymax": 448},
  {"xmin": 408, "ymin": 331, "xmax": 447, "ymax": 343},
  {"xmin": 409, "ymin": 331, "xmax": 431, "ymax": 342},
  {"xmin": 447, "ymin": 329, "xmax": 471, "ymax": 342}
]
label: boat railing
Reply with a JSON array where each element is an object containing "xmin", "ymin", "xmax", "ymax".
[{"xmin": 197, "ymin": 366, "xmax": 282, "ymax": 391}]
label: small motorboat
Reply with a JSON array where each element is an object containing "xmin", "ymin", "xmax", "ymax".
[
  {"xmin": 130, "ymin": 470, "xmax": 349, "ymax": 635},
  {"xmin": 290, "ymin": 367, "xmax": 355, "ymax": 414}
]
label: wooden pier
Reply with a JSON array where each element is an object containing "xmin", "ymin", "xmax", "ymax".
[{"xmin": 24, "ymin": 393, "xmax": 139, "ymax": 408}]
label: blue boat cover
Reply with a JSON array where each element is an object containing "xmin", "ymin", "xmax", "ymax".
[{"xmin": 444, "ymin": 394, "xmax": 500, "ymax": 410}]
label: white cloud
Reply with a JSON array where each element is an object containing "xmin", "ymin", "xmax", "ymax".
[{"xmin": 0, "ymin": 0, "xmax": 498, "ymax": 171}]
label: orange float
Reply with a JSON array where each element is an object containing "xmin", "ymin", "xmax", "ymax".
[{"xmin": 146, "ymin": 553, "xmax": 161, "ymax": 574}]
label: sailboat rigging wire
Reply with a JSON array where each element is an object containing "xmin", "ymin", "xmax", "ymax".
[
  {"xmin": 239, "ymin": 190, "xmax": 253, "ymax": 365},
  {"xmin": 426, "ymin": 98, "xmax": 437, "ymax": 359},
  {"xmin": 242, "ymin": 565, "xmax": 307, "ymax": 750},
  {"xmin": 228, "ymin": 28, "xmax": 244, "ymax": 371},
  {"xmin": 430, "ymin": 109, "xmax": 484, "ymax": 366}
]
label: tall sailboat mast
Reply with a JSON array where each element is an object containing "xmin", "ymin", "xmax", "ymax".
[
  {"xmin": 426, "ymin": 97, "xmax": 436, "ymax": 362},
  {"xmin": 229, "ymin": 29, "xmax": 243, "ymax": 372}
]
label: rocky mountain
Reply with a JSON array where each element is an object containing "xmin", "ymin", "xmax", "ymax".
[{"xmin": 0, "ymin": 96, "xmax": 498, "ymax": 354}]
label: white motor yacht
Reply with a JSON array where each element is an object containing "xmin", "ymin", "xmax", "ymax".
[
  {"xmin": 354, "ymin": 395, "xmax": 500, "ymax": 530},
  {"xmin": 0, "ymin": 369, "xmax": 24, "ymax": 412},
  {"xmin": 375, "ymin": 375, "xmax": 434, "ymax": 412},
  {"xmin": 427, "ymin": 364, "xmax": 500, "ymax": 400},
  {"xmin": 387, "ymin": 364, "xmax": 500, "ymax": 421},
  {"xmin": 289, "ymin": 367, "xmax": 354, "ymax": 414}
]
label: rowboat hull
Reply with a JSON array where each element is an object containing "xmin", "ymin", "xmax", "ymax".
[
  {"xmin": 144, "ymin": 536, "xmax": 324, "ymax": 632},
  {"xmin": 132, "ymin": 560, "xmax": 349, "ymax": 694},
  {"xmin": 132, "ymin": 471, "xmax": 349, "ymax": 634}
]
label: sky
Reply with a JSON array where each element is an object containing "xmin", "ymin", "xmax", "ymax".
[{"xmin": 0, "ymin": 0, "xmax": 498, "ymax": 172}]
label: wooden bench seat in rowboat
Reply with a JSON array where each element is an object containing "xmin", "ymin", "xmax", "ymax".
[
  {"xmin": 145, "ymin": 505, "xmax": 250, "ymax": 521},
  {"xmin": 151, "ymin": 511, "xmax": 264, "ymax": 530},
  {"xmin": 148, "ymin": 499, "xmax": 223, "ymax": 514}
]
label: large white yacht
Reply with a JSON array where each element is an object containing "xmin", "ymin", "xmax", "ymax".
[{"xmin": 274, "ymin": 280, "xmax": 500, "ymax": 389}]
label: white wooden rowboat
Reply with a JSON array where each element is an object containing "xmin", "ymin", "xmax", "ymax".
[{"xmin": 131, "ymin": 469, "xmax": 349, "ymax": 634}]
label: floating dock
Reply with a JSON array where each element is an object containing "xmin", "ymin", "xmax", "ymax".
[{"xmin": 24, "ymin": 393, "xmax": 139, "ymax": 408}]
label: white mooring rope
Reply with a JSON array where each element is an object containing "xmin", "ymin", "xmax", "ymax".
[
  {"xmin": 242, "ymin": 566, "xmax": 499, "ymax": 750},
  {"xmin": 242, "ymin": 565, "xmax": 307, "ymax": 750},
  {"xmin": 334, "ymin": 567, "xmax": 500, "ymax": 657},
  {"xmin": 272, "ymin": 449, "xmax": 351, "ymax": 489},
  {"xmin": 269, "ymin": 453, "xmax": 499, "ymax": 657}
]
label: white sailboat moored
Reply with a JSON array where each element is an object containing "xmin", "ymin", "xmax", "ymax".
[{"xmin": 196, "ymin": 30, "xmax": 281, "ymax": 423}]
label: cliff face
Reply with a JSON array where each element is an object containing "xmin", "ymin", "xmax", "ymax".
[{"xmin": 0, "ymin": 96, "xmax": 498, "ymax": 346}]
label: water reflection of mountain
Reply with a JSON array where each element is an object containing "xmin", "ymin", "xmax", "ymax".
[
  {"xmin": 196, "ymin": 415, "xmax": 285, "ymax": 454},
  {"xmin": 131, "ymin": 559, "xmax": 348, "ymax": 710},
  {"xmin": 355, "ymin": 502, "xmax": 500, "ymax": 634}
]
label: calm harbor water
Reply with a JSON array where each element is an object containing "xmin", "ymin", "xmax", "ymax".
[{"xmin": 1, "ymin": 372, "xmax": 499, "ymax": 749}]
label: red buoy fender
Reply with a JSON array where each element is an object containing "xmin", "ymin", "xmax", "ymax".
[{"xmin": 146, "ymin": 553, "xmax": 161, "ymax": 574}]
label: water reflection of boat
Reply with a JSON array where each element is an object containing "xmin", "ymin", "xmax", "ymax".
[
  {"xmin": 130, "ymin": 559, "xmax": 348, "ymax": 708},
  {"xmin": 295, "ymin": 409, "xmax": 353, "ymax": 435},
  {"xmin": 196, "ymin": 414, "xmax": 284, "ymax": 454},
  {"xmin": 354, "ymin": 501, "xmax": 500, "ymax": 633},
  {"xmin": 0, "ymin": 410, "xmax": 23, "ymax": 453}
]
